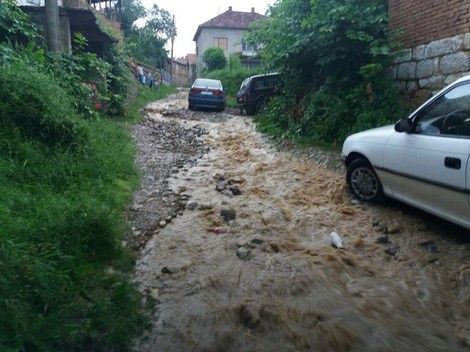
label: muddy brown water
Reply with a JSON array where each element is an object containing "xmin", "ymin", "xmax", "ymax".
[{"xmin": 133, "ymin": 94, "xmax": 470, "ymax": 352}]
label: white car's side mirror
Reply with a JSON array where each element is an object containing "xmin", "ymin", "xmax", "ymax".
[{"xmin": 394, "ymin": 118, "xmax": 412, "ymax": 133}]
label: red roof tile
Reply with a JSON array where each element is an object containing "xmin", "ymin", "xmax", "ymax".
[
  {"xmin": 186, "ymin": 53, "xmax": 197, "ymax": 65},
  {"xmin": 193, "ymin": 8, "xmax": 265, "ymax": 41}
]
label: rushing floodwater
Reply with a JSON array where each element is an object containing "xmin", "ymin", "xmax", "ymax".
[{"xmin": 134, "ymin": 95, "xmax": 470, "ymax": 352}]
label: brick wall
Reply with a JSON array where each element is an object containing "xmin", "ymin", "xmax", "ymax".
[
  {"xmin": 389, "ymin": 0, "xmax": 470, "ymax": 49},
  {"xmin": 389, "ymin": 0, "xmax": 470, "ymax": 107}
]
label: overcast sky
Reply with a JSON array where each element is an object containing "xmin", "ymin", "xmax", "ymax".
[{"xmin": 140, "ymin": 0, "xmax": 274, "ymax": 58}]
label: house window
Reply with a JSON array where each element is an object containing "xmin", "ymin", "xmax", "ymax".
[
  {"xmin": 213, "ymin": 37, "xmax": 228, "ymax": 49},
  {"xmin": 242, "ymin": 40, "xmax": 257, "ymax": 53}
]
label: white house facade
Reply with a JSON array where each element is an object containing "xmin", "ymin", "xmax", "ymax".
[{"xmin": 193, "ymin": 6, "xmax": 264, "ymax": 76}]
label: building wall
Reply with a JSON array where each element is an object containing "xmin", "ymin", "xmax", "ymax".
[
  {"xmin": 21, "ymin": 7, "xmax": 72, "ymax": 53},
  {"xmin": 171, "ymin": 62, "xmax": 190, "ymax": 87},
  {"xmin": 389, "ymin": 0, "xmax": 470, "ymax": 106},
  {"xmin": 389, "ymin": 0, "xmax": 470, "ymax": 49},
  {"xmin": 195, "ymin": 27, "xmax": 246, "ymax": 76}
]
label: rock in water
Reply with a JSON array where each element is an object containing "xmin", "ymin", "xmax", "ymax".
[
  {"xmin": 330, "ymin": 232, "xmax": 344, "ymax": 249},
  {"xmin": 220, "ymin": 208, "xmax": 236, "ymax": 221}
]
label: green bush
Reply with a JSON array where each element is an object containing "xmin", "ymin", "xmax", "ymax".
[
  {"xmin": 254, "ymin": 94, "xmax": 297, "ymax": 137},
  {"xmin": 1, "ymin": 62, "xmax": 85, "ymax": 148},
  {"xmin": 102, "ymin": 43, "xmax": 134, "ymax": 117},
  {"xmin": 202, "ymin": 47, "xmax": 227, "ymax": 72},
  {"xmin": 247, "ymin": 0, "xmax": 403, "ymax": 145},
  {"xmin": 0, "ymin": 0, "xmax": 41, "ymax": 46},
  {"xmin": 0, "ymin": 60, "xmax": 145, "ymax": 351},
  {"xmin": 206, "ymin": 56, "xmax": 262, "ymax": 106},
  {"xmin": 206, "ymin": 67, "xmax": 250, "ymax": 95},
  {"xmin": 298, "ymin": 65, "xmax": 404, "ymax": 144}
]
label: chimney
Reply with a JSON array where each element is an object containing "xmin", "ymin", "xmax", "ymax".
[
  {"xmin": 251, "ymin": 7, "xmax": 255, "ymax": 13},
  {"xmin": 228, "ymin": 6, "xmax": 232, "ymax": 11}
]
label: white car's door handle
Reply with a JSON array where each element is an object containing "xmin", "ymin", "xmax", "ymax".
[{"xmin": 444, "ymin": 157, "xmax": 461, "ymax": 170}]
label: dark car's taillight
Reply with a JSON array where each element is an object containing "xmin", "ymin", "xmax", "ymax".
[
  {"xmin": 242, "ymin": 94, "xmax": 248, "ymax": 103},
  {"xmin": 213, "ymin": 90, "xmax": 224, "ymax": 96},
  {"xmin": 190, "ymin": 88, "xmax": 202, "ymax": 94}
]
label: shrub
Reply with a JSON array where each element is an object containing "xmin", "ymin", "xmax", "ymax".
[
  {"xmin": 299, "ymin": 64, "xmax": 404, "ymax": 145},
  {"xmin": 0, "ymin": 62, "xmax": 84, "ymax": 148},
  {"xmin": 247, "ymin": 0, "xmax": 403, "ymax": 145},
  {"xmin": 206, "ymin": 55, "xmax": 263, "ymax": 106},
  {"xmin": 202, "ymin": 47, "xmax": 227, "ymax": 72},
  {"xmin": 102, "ymin": 43, "xmax": 134, "ymax": 117},
  {"xmin": 0, "ymin": 58, "xmax": 145, "ymax": 351},
  {"xmin": 206, "ymin": 66, "xmax": 253, "ymax": 96}
]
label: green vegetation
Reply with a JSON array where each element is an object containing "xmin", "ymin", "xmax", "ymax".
[
  {"xmin": 202, "ymin": 47, "xmax": 228, "ymax": 73},
  {"xmin": 121, "ymin": 0, "xmax": 175, "ymax": 68},
  {"xmin": 205, "ymin": 55, "xmax": 258, "ymax": 107},
  {"xmin": 0, "ymin": 1, "xmax": 178, "ymax": 350},
  {"xmin": 248, "ymin": 0, "xmax": 404, "ymax": 145},
  {"xmin": 127, "ymin": 83, "xmax": 178, "ymax": 121}
]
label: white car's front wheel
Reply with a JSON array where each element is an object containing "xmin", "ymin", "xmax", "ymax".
[{"xmin": 346, "ymin": 158, "xmax": 383, "ymax": 202}]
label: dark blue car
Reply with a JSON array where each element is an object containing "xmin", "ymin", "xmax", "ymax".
[{"xmin": 188, "ymin": 78, "xmax": 226, "ymax": 111}]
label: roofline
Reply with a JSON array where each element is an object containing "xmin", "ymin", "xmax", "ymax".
[
  {"xmin": 248, "ymin": 72, "xmax": 279, "ymax": 79},
  {"xmin": 193, "ymin": 25, "xmax": 254, "ymax": 41}
]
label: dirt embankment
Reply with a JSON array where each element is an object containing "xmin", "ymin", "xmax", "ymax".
[{"xmin": 129, "ymin": 91, "xmax": 470, "ymax": 352}]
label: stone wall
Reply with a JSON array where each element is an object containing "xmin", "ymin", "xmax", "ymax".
[{"xmin": 391, "ymin": 34, "xmax": 470, "ymax": 107}]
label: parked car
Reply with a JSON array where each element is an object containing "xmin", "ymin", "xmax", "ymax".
[
  {"xmin": 341, "ymin": 75, "xmax": 470, "ymax": 230},
  {"xmin": 236, "ymin": 73, "xmax": 282, "ymax": 115},
  {"xmin": 188, "ymin": 78, "xmax": 226, "ymax": 111}
]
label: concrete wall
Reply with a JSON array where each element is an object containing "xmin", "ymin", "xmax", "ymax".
[
  {"xmin": 195, "ymin": 27, "xmax": 246, "ymax": 76},
  {"xmin": 22, "ymin": 7, "xmax": 72, "ymax": 53},
  {"xmin": 171, "ymin": 62, "xmax": 190, "ymax": 87}
]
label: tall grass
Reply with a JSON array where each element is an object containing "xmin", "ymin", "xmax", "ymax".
[
  {"xmin": 0, "ymin": 62, "xmax": 147, "ymax": 351},
  {"xmin": 127, "ymin": 82, "xmax": 178, "ymax": 121}
]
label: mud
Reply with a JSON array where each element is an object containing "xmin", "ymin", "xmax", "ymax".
[{"xmin": 130, "ymin": 91, "xmax": 470, "ymax": 352}]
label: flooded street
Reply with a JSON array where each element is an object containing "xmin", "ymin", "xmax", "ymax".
[{"xmin": 131, "ymin": 92, "xmax": 470, "ymax": 352}]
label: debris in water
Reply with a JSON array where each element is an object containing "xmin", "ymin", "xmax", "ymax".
[
  {"xmin": 376, "ymin": 234, "xmax": 389, "ymax": 244},
  {"xmin": 211, "ymin": 227, "xmax": 228, "ymax": 234},
  {"xmin": 420, "ymin": 239, "xmax": 435, "ymax": 247},
  {"xmin": 220, "ymin": 208, "xmax": 237, "ymax": 221},
  {"xmin": 427, "ymin": 245, "xmax": 441, "ymax": 253},
  {"xmin": 236, "ymin": 247, "xmax": 250, "ymax": 259},
  {"xmin": 229, "ymin": 186, "xmax": 242, "ymax": 195},
  {"xmin": 186, "ymin": 202, "xmax": 198, "ymax": 210},
  {"xmin": 385, "ymin": 244, "xmax": 398, "ymax": 255},
  {"xmin": 330, "ymin": 232, "xmax": 344, "ymax": 249},
  {"xmin": 216, "ymin": 180, "xmax": 227, "ymax": 192}
]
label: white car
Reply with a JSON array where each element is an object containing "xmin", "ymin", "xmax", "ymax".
[{"xmin": 341, "ymin": 75, "xmax": 470, "ymax": 230}]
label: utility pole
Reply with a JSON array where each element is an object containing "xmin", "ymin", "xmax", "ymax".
[
  {"xmin": 45, "ymin": 0, "xmax": 61, "ymax": 53},
  {"xmin": 170, "ymin": 14, "xmax": 175, "ymax": 86}
]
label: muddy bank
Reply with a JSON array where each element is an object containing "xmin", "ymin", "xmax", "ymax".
[{"xmin": 129, "ymin": 92, "xmax": 470, "ymax": 351}]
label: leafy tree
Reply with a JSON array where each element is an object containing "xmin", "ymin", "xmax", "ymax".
[
  {"xmin": 203, "ymin": 47, "xmax": 227, "ymax": 72},
  {"xmin": 120, "ymin": 0, "xmax": 146, "ymax": 36},
  {"xmin": 249, "ymin": 0, "xmax": 390, "ymax": 92},
  {"xmin": 121, "ymin": 1, "xmax": 176, "ymax": 68},
  {"xmin": 146, "ymin": 4, "xmax": 176, "ymax": 39},
  {"xmin": 0, "ymin": 0, "xmax": 41, "ymax": 44},
  {"xmin": 248, "ymin": 0, "xmax": 403, "ymax": 144},
  {"xmin": 125, "ymin": 26, "xmax": 167, "ymax": 67}
]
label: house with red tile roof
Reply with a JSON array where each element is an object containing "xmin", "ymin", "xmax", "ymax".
[{"xmin": 193, "ymin": 6, "xmax": 265, "ymax": 76}]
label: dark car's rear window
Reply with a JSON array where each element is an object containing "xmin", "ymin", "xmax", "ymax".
[
  {"xmin": 193, "ymin": 79, "xmax": 222, "ymax": 89},
  {"xmin": 239, "ymin": 77, "xmax": 250, "ymax": 91}
]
